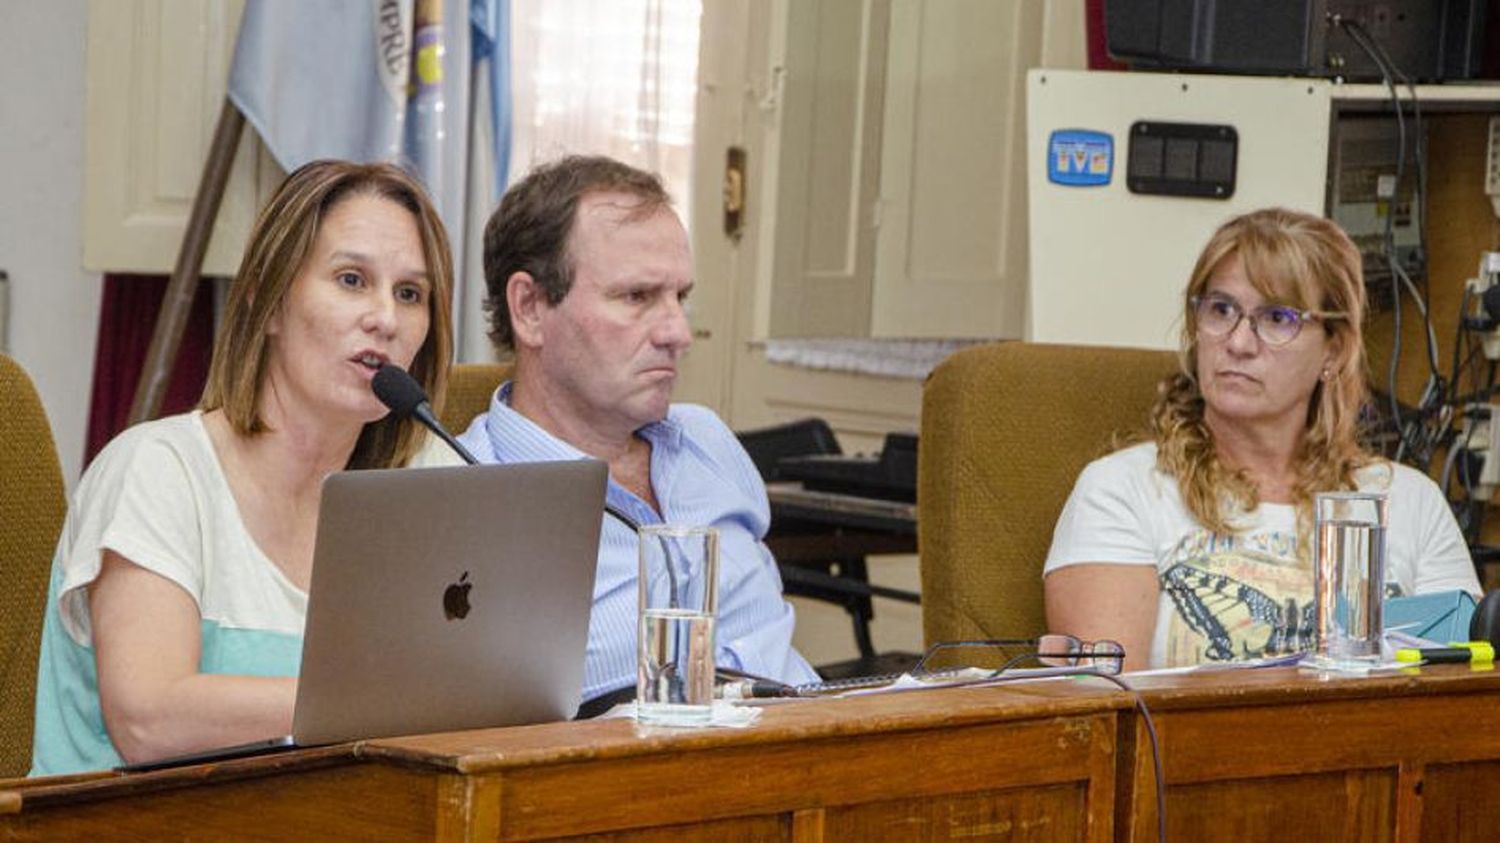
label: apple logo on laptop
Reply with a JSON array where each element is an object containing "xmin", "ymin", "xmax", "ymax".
[{"xmin": 443, "ymin": 571, "xmax": 472, "ymax": 620}]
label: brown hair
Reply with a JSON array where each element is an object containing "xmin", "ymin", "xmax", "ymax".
[
  {"xmin": 482, "ymin": 155, "xmax": 671, "ymax": 350},
  {"xmin": 1151, "ymin": 207, "xmax": 1372, "ymax": 538},
  {"xmin": 200, "ymin": 160, "xmax": 454, "ymax": 469}
]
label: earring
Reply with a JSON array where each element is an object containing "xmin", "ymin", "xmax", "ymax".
[{"xmin": 1320, "ymin": 367, "xmax": 1332, "ymax": 382}]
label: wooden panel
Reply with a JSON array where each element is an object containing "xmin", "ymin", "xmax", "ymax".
[
  {"xmin": 1150, "ymin": 694, "xmax": 1500, "ymax": 783},
  {"xmin": 549, "ymin": 814, "xmax": 790, "ymax": 842},
  {"xmin": 1166, "ymin": 770, "xmax": 1395, "ymax": 843},
  {"xmin": 765, "ymin": 0, "xmax": 887, "ymax": 337},
  {"xmin": 1117, "ymin": 667, "xmax": 1500, "ymax": 843},
  {"xmin": 489, "ymin": 714, "xmax": 1114, "ymax": 840},
  {"xmin": 1419, "ymin": 760, "xmax": 1500, "ymax": 843},
  {"xmin": 677, "ymin": 0, "xmax": 752, "ymax": 415},
  {"xmin": 436, "ymin": 773, "xmax": 503, "ymax": 842},
  {"xmin": 83, "ymin": 0, "xmax": 280, "ymax": 276},
  {"xmin": 871, "ymin": 0, "xmax": 1040, "ymax": 339},
  {"xmin": 0, "ymin": 763, "xmax": 437, "ymax": 841},
  {"xmin": 822, "ymin": 783, "xmax": 1086, "ymax": 842},
  {"xmin": 14, "ymin": 667, "xmax": 1500, "ymax": 840}
]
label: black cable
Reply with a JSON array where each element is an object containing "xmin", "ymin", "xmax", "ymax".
[
  {"xmin": 1450, "ymin": 341, "xmax": 1495, "ymax": 405},
  {"xmin": 1451, "ymin": 286, "xmax": 1472, "ymax": 407},
  {"xmin": 1357, "ymin": 22, "xmax": 1443, "ymax": 460},
  {"xmin": 974, "ymin": 652, "xmax": 1165, "ymax": 842},
  {"xmin": 797, "ymin": 644, "xmax": 1167, "ymax": 840},
  {"xmin": 1337, "ymin": 17, "xmax": 1445, "ymax": 466},
  {"xmin": 1350, "ymin": 19, "xmax": 1430, "ymax": 318},
  {"xmin": 1444, "ymin": 287, "xmax": 1477, "ymax": 498},
  {"xmin": 981, "ymin": 664, "xmax": 1166, "ymax": 843},
  {"xmin": 607, "ymin": 504, "xmax": 641, "ymax": 533},
  {"xmin": 1082, "ymin": 671, "xmax": 1167, "ymax": 843}
]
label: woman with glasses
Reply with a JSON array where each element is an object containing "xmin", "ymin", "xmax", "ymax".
[{"xmin": 1043, "ymin": 207, "xmax": 1479, "ymax": 671}]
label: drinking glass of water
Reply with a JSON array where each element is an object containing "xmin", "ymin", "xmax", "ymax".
[
  {"xmin": 1310, "ymin": 491, "xmax": 1389, "ymax": 670},
  {"xmin": 637, "ymin": 525, "xmax": 720, "ymax": 725}
]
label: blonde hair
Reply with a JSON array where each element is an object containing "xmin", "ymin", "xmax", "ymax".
[
  {"xmin": 200, "ymin": 160, "xmax": 454, "ymax": 469},
  {"xmin": 1151, "ymin": 207, "xmax": 1373, "ymax": 539}
]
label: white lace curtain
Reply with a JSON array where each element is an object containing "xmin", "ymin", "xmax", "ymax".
[{"xmin": 508, "ymin": 0, "xmax": 702, "ymax": 223}]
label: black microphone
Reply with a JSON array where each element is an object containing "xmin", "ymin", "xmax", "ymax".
[
  {"xmin": 371, "ymin": 363, "xmax": 481, "ymax": 465},
  {"xmin": 371, "ymin": 363, "xmax": 640, "ymax": 534}
]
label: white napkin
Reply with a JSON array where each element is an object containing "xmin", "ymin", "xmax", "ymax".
[{"xmin": 599, "ymin": 700, "xmax": 762, "ymax": 729}]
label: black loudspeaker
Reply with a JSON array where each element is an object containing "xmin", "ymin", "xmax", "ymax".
[
  {"xmin": 1469, "ymin": 590, "xmax": 1500, "ymax": 648},
  {"xmin": 1105, "ymin": 0, "xmax": 1490, "ymax": 82}
]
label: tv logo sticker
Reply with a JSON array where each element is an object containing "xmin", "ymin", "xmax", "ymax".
[{"xmin": 1047, "ymin": 130, "xmax": 1113, "ymax": 187}]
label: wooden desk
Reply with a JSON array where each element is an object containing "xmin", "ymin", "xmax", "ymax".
[
  {"xmin": 6, "ymin": 666, "xmax": 1500, "ymax": 841},
  {"xmin": 0, "ymin": 680, "xmax": 1122, "ymax": 841},
  {"xmin": 1120, "ymin": 665, "xmax": 1500, "ymax": 842}
]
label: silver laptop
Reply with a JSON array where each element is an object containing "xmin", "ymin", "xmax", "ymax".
[{"xmin": 120, "ymin": 460, "xmax": 606, "ymax": 771}]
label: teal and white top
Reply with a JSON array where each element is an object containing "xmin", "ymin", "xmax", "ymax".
[{"xmin": 30, "ymin": 412, "xmax": 306, "ymax": 776}]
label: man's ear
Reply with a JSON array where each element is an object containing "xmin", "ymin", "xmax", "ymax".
[{"xmin": 507, "ymin": 271, "xmax": 546, "ymax": 348}]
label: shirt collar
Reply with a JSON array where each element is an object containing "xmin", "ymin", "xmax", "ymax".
[{"xmin": 483, "ymin": 380, "xmax": 686, "ymax": 459}]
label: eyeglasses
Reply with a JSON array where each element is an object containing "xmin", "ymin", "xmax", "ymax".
[
  {"xmin": 914, "ymin": 634, "xmax": 1125, "ymax": 678},
  {"xmin": 1191, "ymin": 293, "xmax": 1341, "ymax": 348}
]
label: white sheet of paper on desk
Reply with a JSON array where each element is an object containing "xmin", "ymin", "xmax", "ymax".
[
  {"xmin": 839, "ymin": 668, "xmax": 997, "ymax": 697},
  {"xmin": 1124, "ymin": 634, "xmax": 1441, "ymax": 678},
  {"xmin": 600, "ymin": 701, "xmax": 762, "ymax": 727}
]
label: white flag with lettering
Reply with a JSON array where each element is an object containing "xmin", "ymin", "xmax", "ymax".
[{"xmin": 228, "ymin": 0, "xmax": 414, "ymax": 170}]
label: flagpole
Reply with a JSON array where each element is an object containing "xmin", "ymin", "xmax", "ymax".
[{"xmin": 127, "ymin": 99, "xmax": 246, "ymax": 426}]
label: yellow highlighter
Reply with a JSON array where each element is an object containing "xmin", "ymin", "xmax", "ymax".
[{"xmin": 1394, "ymin": 641, "xmax": 1495, "ymax": 664}]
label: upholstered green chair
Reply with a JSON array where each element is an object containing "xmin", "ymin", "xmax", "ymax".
[
  {"xmin": 918, "ymin": 342, "xmax": 1177, "ymax": 645},
  {"xmin": 0, "ymin": 354, "xmax": 67, "ymax": 777},
  {"xmin": 439, "ymin": 363, "xmax": 514, "ymax": 435}
]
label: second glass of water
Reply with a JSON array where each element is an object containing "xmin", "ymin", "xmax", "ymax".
[
  {"xmin": 1311, "ymin": 491, "xmax": 1389, "ymax": 669},
  {"xmin": 637, "ymin": 525, "xmax": 720, "ymax": 725}
]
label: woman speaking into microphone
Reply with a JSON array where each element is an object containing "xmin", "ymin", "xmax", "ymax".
[{"xmin": 31, "ymin": 160, "xmax": 454, "ymax": 774}]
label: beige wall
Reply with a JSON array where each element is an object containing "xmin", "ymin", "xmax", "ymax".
[{"xmin": 0, "ymin": 0, "xmax": 97, "ymax": 487}]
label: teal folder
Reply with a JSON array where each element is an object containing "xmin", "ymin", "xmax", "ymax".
[{"xmin": 1384, "ymin": 590, "xmax": 1478, "ymax": 643}]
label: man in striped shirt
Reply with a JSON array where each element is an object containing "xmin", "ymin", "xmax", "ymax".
[{"xmin": 454, "ymin": 155, "xmax": 819, "ymax": 712}]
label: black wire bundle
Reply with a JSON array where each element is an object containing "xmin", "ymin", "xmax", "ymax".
[
  {"xmin": 1336, "ymin": 15, "xmax": 1500, "ymax": 562},
  {"xmin": 1334, "ymin": 15, "xmax": 1447, "ymax": 469}
]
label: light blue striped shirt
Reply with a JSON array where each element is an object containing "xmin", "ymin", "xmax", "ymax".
[{"xmin": 455, "ymin": 382, "xmax": 819, "ymax": 700}]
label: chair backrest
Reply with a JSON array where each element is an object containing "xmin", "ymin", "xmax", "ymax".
[
  {"xmin": 918, "ymin": 342, "xmax": 1177, "ymax": 645},
  {"xmin": 439, "ymin": 363, "xmax": 513, "ymax": 434},
  {"xmin": 0, "ymin": 354, "xmax": 66, "ymax": 777}
]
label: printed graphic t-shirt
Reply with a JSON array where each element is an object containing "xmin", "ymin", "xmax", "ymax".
[{"xmin": 1044, "ymin": 442, "xmax": 1480, "ymax": 668}]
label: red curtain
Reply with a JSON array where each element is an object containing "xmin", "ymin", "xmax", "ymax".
[
  {"xmin": 84, "ymin": 274, "xmax": 214, "ymax": 466},
  {"xmin": 1085, "ymin": 0, "xmax": 1126, "ymax": 71}
]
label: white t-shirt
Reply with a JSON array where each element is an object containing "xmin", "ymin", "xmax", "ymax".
[
  {"xmin": 31, "ymin": 411, "xmax": 306, "ymax": 775},
  {"xmin": 1044, "ymin": 442, "xmax": 1480, "ymax": 668}
]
